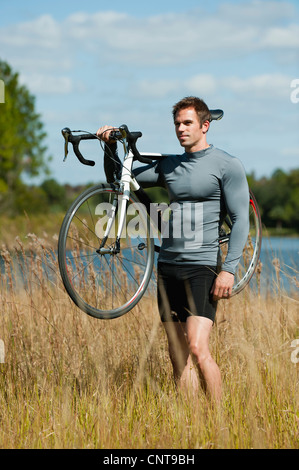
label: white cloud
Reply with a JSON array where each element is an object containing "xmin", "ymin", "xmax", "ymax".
[
  {"xmin": 63, "ymin": 3, "xmax": 299, "ymax": 65},
  {"xmin": 261, "ymin": 24, "xmax": 299, "ymax": 48},
  {"xmin": 134, "ymin": 79, "xmax": 180, "ymax": 98},
  {"xmin": 281, "ymin": 147, "xmax": 299, "ymax": 156},
  {"xmin": 185, "ymin": 75, "xmax": 218, "ymax": 95},
  {"xmin": 222, "ymin": 74, "xmax": 292, "ymax": 97},
  {"xmin": 1, "ymin": 14, "xmax": 62, "ymax": 48},
  {"xmin": 19, "ymin": 74, "xmax": 74, "ymax": 94},
  {"xmin": 1, "ymin": 2, "xmax": 298, "ymax": 72},
  {"xmin": 218, "ymin": 0, "xmax": 295, "ymax": 24},
  {"xmin": 133, "ymin": 73, "xmax": 293, "ymax": 100}
]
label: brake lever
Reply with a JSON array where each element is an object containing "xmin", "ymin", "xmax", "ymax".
[{"xmin": 61, "ymin": 127, "xmax": 71, "ymax": 162}]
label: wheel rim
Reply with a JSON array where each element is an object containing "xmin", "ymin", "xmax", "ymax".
[
  {"xmin": 59, "ymin": 186, "xmax": 154, "ymax": 319},
  {"xmin": 220, "ymin": 191, "xmax": 262, "ymax": 295}
]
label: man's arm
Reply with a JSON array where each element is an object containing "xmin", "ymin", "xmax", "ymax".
[
  {"xmin": 103, "ymin": 142, "xmax": 122, "ymax": 182},
  {"xmin": 97, "ymin": 125, "xmax": 121, "ymax": 182},
  {"xmin": 211, "ymin": 157, "xmax": 249, "ymax": 300},
  {"xmin": 97, "ymin": 125, "xmax": 162, "ymax": 187}
]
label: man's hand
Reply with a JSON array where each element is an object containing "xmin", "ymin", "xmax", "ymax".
[
  {"xmin": 96, "ymin": 125, "xmax": 117, "ymax": 143},
  {"xmin": 210, "ymin": 271, "xmax": 234, "ymax": 300}
]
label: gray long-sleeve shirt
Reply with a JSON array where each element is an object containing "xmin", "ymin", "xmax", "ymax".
[{"xmin": 133, "ymin": 145, "xmax": 249, "ymax": 274}]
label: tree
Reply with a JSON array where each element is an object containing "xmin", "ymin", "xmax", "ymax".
[
  {"xmin": 251, "ymin": 168, "xmax": 299, "ymax": 232},
  {"xmin": 0, "ymin": 59, "xmax": 50, "ymax": 213},
  {"xmin": 41, "ymin": 178, "xmax": 68, "ymax": 212}
]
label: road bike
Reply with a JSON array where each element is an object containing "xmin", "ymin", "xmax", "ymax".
[{"xmin": 58, "ymin": 110, "xmax": 262, "ymax": 319}]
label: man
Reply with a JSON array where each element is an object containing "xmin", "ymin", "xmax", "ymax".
[{"xmin": 97, "ymin": 97, "xmax": 249, "ymax": 402}]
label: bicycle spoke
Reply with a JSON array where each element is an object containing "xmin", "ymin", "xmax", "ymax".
[
  {"xmin": 58, "ymin": 184, "xmax": 154, "ymax": 319},
  {"xmin": 66, "ymin": 233, "xmax": 98, "ymax": 252},
  {"xmin": 68, "ymin": 254, "xmax": 98, "ymax": 283},
  {"xmin": 74, "ymin": 214, "xmax": 100, "ymax": 243}
]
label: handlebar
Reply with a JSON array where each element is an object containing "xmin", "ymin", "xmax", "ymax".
[
  {"xmin": 61, "ymin": 124, "xmax": 149, "ymax": 166},
  {"xmin": 61, "ymin": 127, "xmax": 97, "ymax": 166}
]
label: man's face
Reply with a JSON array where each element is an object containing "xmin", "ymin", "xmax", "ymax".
[{"xmin": 174, "ymin": 107, "xmax": 209, "ymax": 153}]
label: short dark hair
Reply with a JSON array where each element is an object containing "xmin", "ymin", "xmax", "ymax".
[{"xmin": 172, "ymin": 96, "xmax": 211, "ymax": 126}]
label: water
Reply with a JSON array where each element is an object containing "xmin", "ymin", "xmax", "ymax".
[
  {"xmin": 0, "ymin": 237, "xmax": 298, "ymax": 294},
  {"xmin": 258, "ymin": 236, "xmax": 298, "ymax": 294}
]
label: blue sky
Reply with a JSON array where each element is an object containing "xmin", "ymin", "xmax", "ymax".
[{"xmin": 1, "ymin": 0, "xmax": 298, "ymax": 185}]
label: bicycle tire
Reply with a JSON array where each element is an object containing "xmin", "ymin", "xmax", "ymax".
[
  {"xmin": 220, "ymin": 189, "xmax": 262, "ymax": 296},
  {"xmin": 58, "ymin": 183, "xmax": 155, "ymax": 319}
]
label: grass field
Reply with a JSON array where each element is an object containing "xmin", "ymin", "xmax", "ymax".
[{"xmin": 0, "ymin": 233, "xmax": 298, "ymax": 449}]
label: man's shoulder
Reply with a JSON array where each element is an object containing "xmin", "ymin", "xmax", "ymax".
[
  {"xmin": 207, "ymin": 147, "xmax": 247, "ymax": 184},
  {"xmin": 210, "ymin": 146, "xmax": 237, "ymax": 161},
  {"xmin": 211, "ymin": 146, "xmax": 245, "ymax": 170}
]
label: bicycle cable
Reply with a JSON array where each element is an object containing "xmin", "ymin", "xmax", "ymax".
[{"xmin": 72, "ymin": 128, "xmax": 126, "ymax": 176}]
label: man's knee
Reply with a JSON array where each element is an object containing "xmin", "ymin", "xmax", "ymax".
[{"xmin": 188, "ymin": 342, "xmax": 210, "ymax": 366}]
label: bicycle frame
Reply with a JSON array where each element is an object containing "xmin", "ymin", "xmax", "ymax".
[
  {"xmin": 98, "ymin": 134, "xmax": 143, "ymax": 254},
  {"xmin": 61, "ymin": 125, "xmax": 164, "ymax": 251}
]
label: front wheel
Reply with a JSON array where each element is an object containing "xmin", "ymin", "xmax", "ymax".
[{"xmin": 58, "ymin": 184, "xmax": 155, "ymax": 319}]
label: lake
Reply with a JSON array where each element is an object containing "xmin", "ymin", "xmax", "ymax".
[
  {"xmin": 0, "ymin": 236, "xmax": 298, "ymax": 295},
  {"xmin": 258, "ymin": 236, "xmax": 298, "ymax": 294}
]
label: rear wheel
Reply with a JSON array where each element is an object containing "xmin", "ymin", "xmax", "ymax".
[{"xmin": 219, "ymin": 189, "xmax": 262, "ymax": 295}]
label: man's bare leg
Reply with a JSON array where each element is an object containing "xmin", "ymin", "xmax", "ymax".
[
  {"xmin": 186, "ymin": 316, "xmax": 221, "ymax": 402},
  {"xmin": 163, "ymin": 316, "xmax": 221, "ymax": 402},
  {"xmin": 163, "ymin": 321, "xmax": 199, "ymax": 392}
]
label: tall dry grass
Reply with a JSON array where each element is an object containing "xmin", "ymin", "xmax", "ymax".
[{"xmin": 0, "ymin": 233, "xmax": 298, "ymax": 449}]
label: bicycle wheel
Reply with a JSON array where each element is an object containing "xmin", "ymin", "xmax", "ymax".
[
  {"xmin": 219, "ymin": 189, "xmax": 262, "ymax": 295},
  {"xmin": 58, "ymin": 183, "xmax": 155, "ymax": 319}
]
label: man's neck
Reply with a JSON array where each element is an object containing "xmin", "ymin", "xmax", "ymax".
[{"xmin": 184, "ymin": 142, "xmax": 210, "ymax": 153}]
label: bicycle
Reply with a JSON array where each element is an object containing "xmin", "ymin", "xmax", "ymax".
[{"xmin": 58, "ymin": 110, "xmax": 262, "ymax": 320}]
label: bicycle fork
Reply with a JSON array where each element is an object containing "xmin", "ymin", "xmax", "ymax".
[
  {"xmin": 96, "ymin": 193, "xmax": 119, "ymax": 254},
  {"xmin": 96, "ymin": 144, "xmax": 140, "ymax": 255}
]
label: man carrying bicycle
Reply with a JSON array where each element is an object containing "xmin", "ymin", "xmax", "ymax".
[{"xmin": 97, "ymin": 96, "xmax": 249, "ymax": 402}]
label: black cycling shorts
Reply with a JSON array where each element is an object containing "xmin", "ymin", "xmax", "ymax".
[{"xmin": 157, "ymin": 262, "xmax": 218, "ymax": 323}]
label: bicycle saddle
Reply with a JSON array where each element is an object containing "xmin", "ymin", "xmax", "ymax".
[{"xmin": 209, "ymin": 109, "xmax": 224, "ymax": 121}]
